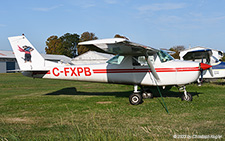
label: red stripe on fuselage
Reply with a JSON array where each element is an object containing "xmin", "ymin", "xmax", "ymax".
[{"xmin": 93, "ymin": 67, "xmax": 199, "ymax": 74}]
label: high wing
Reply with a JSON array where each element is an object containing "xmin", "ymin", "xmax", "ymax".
[
  {"xmin": 182, "ymin": 49, "xmax": 212, "ymax": 61},
  {"xmin": 78, "ymin": 38, "xmax": 159, "ymax": 55},
  {"xmin": 79, "ymin": 38, "xmax": 160, "ymax": 80}
]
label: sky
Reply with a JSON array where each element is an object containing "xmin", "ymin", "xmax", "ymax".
[{"xmin": 1, "ymin": 0, "xmax": 225, "ymax": 53}]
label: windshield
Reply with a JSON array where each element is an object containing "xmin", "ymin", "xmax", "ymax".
[
  {"xmin": 157, "ymin": 50, "xmax": 174, "ymax": 62},
  {"xmin": 107, "ymin": 55, "xmax": 124, "ymax": 64},
  {"xmin": 211, "ymin": 56, "xmax": 220, "ymax": 64}
]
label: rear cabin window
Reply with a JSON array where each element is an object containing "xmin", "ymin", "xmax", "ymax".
[{"xmin": 107, "ymin": 55, "xmax": 124, "ymax": 65}]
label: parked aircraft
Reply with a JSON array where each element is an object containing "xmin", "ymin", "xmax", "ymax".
[
  {"xmin": 8, "ymin": 35, "xmax": 211, "ymax": 105},
  {"xmin": 180, "ymin": 49, "xmax": 225, "ymax": 82}
]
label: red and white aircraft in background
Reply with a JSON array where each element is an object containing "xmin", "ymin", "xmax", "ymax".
[{"xmin": 8, "ymin": 35, "xmax": 211, "ymax": 105}]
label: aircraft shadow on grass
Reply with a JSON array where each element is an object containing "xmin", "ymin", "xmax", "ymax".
[
  {"xmin": 212, "ymin": 81, "xmax": 225, "ymax": 86},
  {"xmin": 45, "ymin": 87, "xmax": 202, "ymax": 99}
]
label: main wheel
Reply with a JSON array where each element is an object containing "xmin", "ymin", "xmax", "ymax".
[
  {"xmin": 142, "ymin": 91, "xmax": 153, "ymax": 99},
  {"xmin": 181, "ymin": 93, "xmax": 193, "ymax": 101},
  {"xmin": 129, "ymin": 93, "xmax": 143, "ymax": 105}
]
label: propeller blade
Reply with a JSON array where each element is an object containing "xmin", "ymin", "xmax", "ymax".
[
  {"xmin": 209, "ymin": 67, "xmax": 214, "ymax": 77},
  {"xmin": 146, "ymin": 56, "xmax": 160, "ymax": 81},
  {"xmin": 200, "ymin": 68, "xmax": 203, "ymax": 83},
  {"xmin": 199, "ymin": 63, "xmax": 212, "ymax": 84},
  {"xmin": 206, "ymin": 53, "xmax": 214, "ymax": 77}
]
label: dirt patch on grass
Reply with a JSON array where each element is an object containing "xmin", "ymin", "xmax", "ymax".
[
  {"xmin": 2, "ymin": 117, "xmax": 35, "ymax": 124},
  {"xmin": 96, "ymin": 101, "xmax": 112, "ymax": 104}
]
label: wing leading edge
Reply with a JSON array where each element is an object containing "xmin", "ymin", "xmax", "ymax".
[{"xmin": 78, "ymin": 38, "xmax": 159, "ymax": 55}]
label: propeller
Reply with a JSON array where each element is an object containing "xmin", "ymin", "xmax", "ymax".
[
  {"xmin": 199, "ymin": 58, "xmax": 204, "ymax": 83},
  {"xmin": 209, "ymin": 67, "xmax": 213, "ymax": 77},
  {"xmin": 206, "ymin": 54, "xmax": 214, "ymax": 77},
  {"xmin": 199, "ymin": 52, "xmax": 213, "ymax": 84},
  {"xmin": 199, "ymin": 62, "xmax": 212, "ymax": 83}
]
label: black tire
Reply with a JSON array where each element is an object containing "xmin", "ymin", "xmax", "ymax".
[
  {"xmin": 181, "ymin": 93, "xmax": 193, "ymax": 101},
  {"xmin": 129, "ymin": 93, "xmax": 143, "ymax": 105}
]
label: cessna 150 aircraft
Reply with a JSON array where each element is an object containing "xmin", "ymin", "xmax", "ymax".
[{"xmin": 8, "ymin": 35, "xmax": 212, "ymax": 105}]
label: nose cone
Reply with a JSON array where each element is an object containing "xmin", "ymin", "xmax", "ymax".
[{"xmin": 200, "ymin": 63, "xmax": 212, "ymax": 70}]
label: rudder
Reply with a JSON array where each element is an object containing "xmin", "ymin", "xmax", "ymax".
[{"xmin": 8, "ymin": 35, "xmax": 45, "ymax": 70}]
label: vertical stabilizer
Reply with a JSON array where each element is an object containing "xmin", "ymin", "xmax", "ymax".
[{"xmin": 8, "ymin": 35, "xmax": 45, "ymax": 70}]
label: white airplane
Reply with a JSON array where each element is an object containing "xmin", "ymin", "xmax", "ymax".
[
  {"xmin": 180, "ymin": 49, "xmax": 225, "ymax": 82},
  {"xmin": 8, "ymin": 35, "xmax": 212, "ymax": 105}
]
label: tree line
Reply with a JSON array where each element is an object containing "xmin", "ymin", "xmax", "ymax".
[
  {"xmin": 45, "ymin": 32, "xmax": 96, "ymax": 58},
  {"xmin": 45, "ymin": 32, "xmax": 225, "ymax": 61},
  {"xmin": 45, "ymin": 32, "xmax": 129, "ymax": 58},
  {"xmin": 45, "ymin": 31, "xmax": 186, "ymax": 59}
]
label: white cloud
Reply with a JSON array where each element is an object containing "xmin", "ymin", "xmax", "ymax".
[
  {"xmin": 137, "ymin": 3, "xmax": 187, "ymax": 12},
  {"xmin": 32, "ymin": 4, "xmax": 63, "ymax": 12}
]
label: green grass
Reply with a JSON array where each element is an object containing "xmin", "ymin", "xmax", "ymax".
[{"xmin": 0, "ymin": 73, "xmax": 224, "ymax": 140}]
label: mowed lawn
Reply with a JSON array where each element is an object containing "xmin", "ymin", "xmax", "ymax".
[{"xmin": 0, "ymin": 73, "xmax": 224, "ymax": 140}]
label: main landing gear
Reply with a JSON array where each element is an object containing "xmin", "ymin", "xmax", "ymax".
[
  {"xmin": 129, "ymin": 85, "xmax": 153, "ymax": 105},
  {"xmin": 129, "ymin": 85, "xmax": 192, "ymax": 105}
]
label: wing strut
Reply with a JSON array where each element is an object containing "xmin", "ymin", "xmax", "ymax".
[
  {"xmin": 146, "ymin": 56, "xmax": 160, "ymax": 81},
  {"xmin": 145, "ymin": 53, "xmax": 169, "ymax": 114}
]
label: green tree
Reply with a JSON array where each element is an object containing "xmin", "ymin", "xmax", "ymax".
[
  {"xmin": 60, "ymin": 33, "xmax": 80, "ymax": 58},
  {"xmin": 221, "ymin": 53, "xmax": 225, "ymax": 61},
  {"xmin": 45, "ymin": 33, "xmax": 80, "ymax": 58},
  {"xmin": 77, "ymin": 32, "xmax": 98, "ymax": 55},
  {"xmin": 169, "ymin": 46, "xmax": 185, "ymax": 59},
  {"xmin": 114, "ymin": 34, "xmax": 129, "ymax": 40},
  {"xmin": 45, "ymin": 35, "xmax": 62, "ymax": 55}
]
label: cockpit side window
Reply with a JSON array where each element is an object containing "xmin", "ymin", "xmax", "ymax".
[
  {"xmin": 132, "ymin": 55, "xmax": 155, "ymax": 66},
  {"xmin": 157, "ymin": 50, "xmax": 174, "ymax": 63},
  {"xmin": 107, "ymin": 55, "xmax": 124, "ymax": 65},
  {"xmin": 132, "ymin": 56, "xmax": 142, "ymax": 66}
]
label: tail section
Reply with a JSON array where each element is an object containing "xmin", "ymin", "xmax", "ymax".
[{"xmin": 8, "ymin": 35, "xmax": 45, "ymax": 70}]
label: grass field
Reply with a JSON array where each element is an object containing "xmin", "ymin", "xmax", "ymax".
[{"xmin": 0, "ymin": 73, "xmax": 224, "ymax": 140}]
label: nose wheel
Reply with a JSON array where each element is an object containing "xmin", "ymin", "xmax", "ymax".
[
  {"xmin": 181, "ymin": 92, "xmax": 192, "ymax": 101},
  {"xmin": 179, "ymin": 86, "xmax": 193, "ymax": 101}
]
